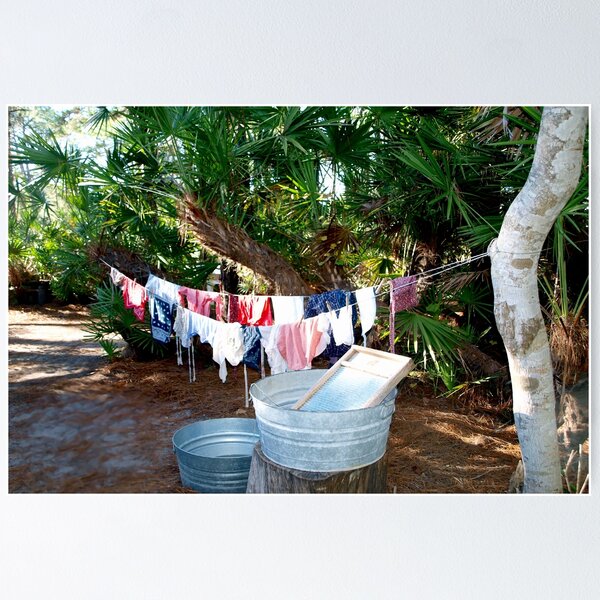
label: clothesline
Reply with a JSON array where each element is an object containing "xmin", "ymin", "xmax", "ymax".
[
  {"xmin": 487, "ymin": 240, "xmax": 548, "ymax": 256},
  {"xmin": 101, "ymin": 251, "xmax": 490, "ymax": 399},
  {"xmin": 99, "ymin": 251, "xmax": 489, "ymax": 314}
]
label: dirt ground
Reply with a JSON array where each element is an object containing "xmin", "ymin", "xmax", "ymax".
[{"xmin": 8, "ymin": 304, "xmax": 521, "ymax": 493}]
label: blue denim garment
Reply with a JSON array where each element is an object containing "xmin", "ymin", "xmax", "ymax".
[{"xmin": 242, "ymin": 326, "xmax": 262, "ymax": 372}]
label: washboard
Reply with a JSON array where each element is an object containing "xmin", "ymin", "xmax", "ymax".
[{"xmin": 292, "ymin": 345, "xmax": 414, "ymax": 411}]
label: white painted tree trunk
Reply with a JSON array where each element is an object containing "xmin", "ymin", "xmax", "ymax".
[{"xmin": 489, "ymin": 106, "xmax": 587, "ymax": 493}]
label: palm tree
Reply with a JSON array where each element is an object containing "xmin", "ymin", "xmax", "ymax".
[
  {"xmin": 84, "ymin": 106, "xmax": 371, "ymax": 293},
  {"xmin": 9, "ymin": 105, "xmax": 588, "ymax": 386},
  {"xmin": 490, "ymin": 106, "xmax": 588, "ymax": 493}
]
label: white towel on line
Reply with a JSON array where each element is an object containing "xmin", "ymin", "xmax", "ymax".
[
  {"xmin": 355, "ymin": 286, "xmax": 377, "ymax": 345},
  {"xmin": 271, "ymin": 295, "xmax": 305, "ymax": 325}
]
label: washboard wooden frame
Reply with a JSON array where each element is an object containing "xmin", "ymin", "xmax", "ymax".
[{"xmin": 292, "ymin": 345, "xmax": 414, "ymax": 411}]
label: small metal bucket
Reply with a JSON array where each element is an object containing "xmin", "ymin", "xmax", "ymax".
[
  {"xmin": 250, "ymin": 370, "xmax": 397, "ymax": 472},
  {"xmin": 172, "ymin": 418, "xmax": 259, "ymax": 493}
]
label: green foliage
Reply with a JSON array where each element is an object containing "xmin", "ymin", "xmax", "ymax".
[
  {"xmin": 98, "ymin": 339, "xmax": 122, "ymax": 361},
  {"xmin": 10, "ymin": 128, "xmax": 84, "ymax": 190},
  {"xmin": 392, "ymin": 310, "xmax": 467, "ymax": 368},
  {"xmin": 453, "ymin": 283, "xmax": 494, "ymax": 326},
  {"xmin": 9, "ymin": 105, "xmax": 588, "ymax": 395},
  {"xmin": 51, "ymin": 249, "xmax": 99, "ymax": 301},
  {"xmin": 425, "ymin": 359, "xmax": 461, "ymax": 396},
  {"xmin": 9, "ymin": 106, "xmax": 219, "ymax": 305},
  {"xmin": 84, "ymin": 282, "xmax": 170, "ymax": 359}
]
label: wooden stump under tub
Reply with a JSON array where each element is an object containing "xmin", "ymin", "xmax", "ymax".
[{"xmin": 246, "ymin": 443, "xmax": 388, "ymax": 493}]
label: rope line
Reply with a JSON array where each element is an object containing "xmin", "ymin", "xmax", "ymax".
[
  {"xmin": 488, "ymin": 238, "xmax": 549, "ymax": 256},
  {"xmin": 100, "ymin": 251, "xmax": 489, "ymax": 313}
]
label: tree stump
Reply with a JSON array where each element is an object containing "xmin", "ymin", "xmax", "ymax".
[{"xmin": 246, "ymin": 443, "xmax": 388, "ymax": 493}]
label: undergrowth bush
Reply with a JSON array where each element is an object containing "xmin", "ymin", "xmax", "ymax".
[{"xmin": 84, "ymin": 281, "xmax": 172, "ymax": 359}]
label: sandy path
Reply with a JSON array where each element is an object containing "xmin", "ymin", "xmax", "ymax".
[
  {"xmin": 8, "ymin": 306, "xmax": 189, "ymax": 492},
  {"xmin": 9, "ymin": 306, "xmax": 106, "ymax": 387}
]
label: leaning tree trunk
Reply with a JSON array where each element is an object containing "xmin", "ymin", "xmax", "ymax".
[
  {"xmin": 489, "ymin": 106, "xmax": 587, "ymax": 493},
  {"xmin": 178, "ymin": 193, "xmax": 313, "ymax": 295}
]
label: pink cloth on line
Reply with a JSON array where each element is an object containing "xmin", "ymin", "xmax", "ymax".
[
  {"xmin": 277, "ymin": 315, "xmax": 329, "ymax": 371},
  {"xmin": 389, "ymin": 275, "xmax": 419, "ymax": 354},
  {"xmin": 122, "ymin": 276, "xmax": 147, "ymax": 322},
  {"xmin": 179, "ymin": 287, "xmax": 224, "ymax": 321},
  {"xmin": 228, "ymin": 295, "xmax": 274, "ymax": 326}
]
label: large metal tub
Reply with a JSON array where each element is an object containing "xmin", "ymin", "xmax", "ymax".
[
  {"xmin": 172, "ymin": 418, "xmax": 259, "ymax": 493},
  {"xmin": 250, "ymin": 370, "xmax": 397, "ymax": 472}
]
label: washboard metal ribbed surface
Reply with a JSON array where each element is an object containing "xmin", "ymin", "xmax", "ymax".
[{"xmin": 292, "ymin": 345, "xmax": 413, "ymax": 411}]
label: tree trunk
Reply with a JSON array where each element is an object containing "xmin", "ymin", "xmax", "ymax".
[
  {"xmin": 457, "ymin": 342, "xmax": 506, "ymax": 377},
  {"xmin": 246, "ymin": 443, "xmax": 388, "ymax": 493},
  {"xmin": 489, "ymin": 106, "xmax": 587, "ymax": 493},
  {"xmin": 179, "ymin": 194, "xmax": 313, "ymax": 295},
  {"xmin": 220, "ymin": 259, "xmax": 239, "ymax": 293}
]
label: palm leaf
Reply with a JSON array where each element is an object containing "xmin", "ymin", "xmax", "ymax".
[
  {"xmin": 393, "ymin": 311, "xmax": 466, "ymax": 367},
  {"xmin": 11, "ymin": 129, "xmax": 84, "ymax": 190}
]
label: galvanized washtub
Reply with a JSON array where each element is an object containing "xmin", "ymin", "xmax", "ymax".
[
  {"xmin": 172, "ymin": 418, "xmax": 259, "ymax": 493},
  {"xmin": 250, "ymin": 370, "xmax": 397, "ymax": 472}
]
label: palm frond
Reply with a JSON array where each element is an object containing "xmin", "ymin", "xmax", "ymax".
[
  {"xmin": 393, "ymin": 311, "xmax": 466, "ymax": 367},
  {"xmin": 10, "ymin": 129, "xmax": 84, "ymax": 190}
]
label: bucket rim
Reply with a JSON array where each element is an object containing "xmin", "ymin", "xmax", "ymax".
[
  {"xmin": 250, "ymin": 370, "xmax": 397, "ymax": 415},
  {"xmin": 172, "ymin": 417, "xmax": 259, "ymax": 450}
]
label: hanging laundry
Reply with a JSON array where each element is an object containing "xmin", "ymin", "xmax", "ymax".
[
  {"xmin": 189, "ymin": 311, "xmax": 219, "ymax": 345},
  {"xmin": 389, "ymin": 275, "xmax": 419, "ymax": 353},
  {"xmin": 173, "ymin": 305, "xmax": 194, "ymax": 380},
  {"xmin": 324, "ymin": 305, "xmax": 354, "ymax": 347},
  {"xmin": 250, "ymin": 296, "xmax": 274, "ymax": 326},
  {"xmin": 258, "ymin": 325, "xmax": 288, "ymax": 375},
  {"xmin": 150, "ymin": 295, "xmax": 175, "ymax": 343},
  {"xmin": 146, "ymin": 273, "xmax": 181, "ymax": 305},
  {"xmin": 271, "ymin": 296, "xmax": 305, "ymax": 325},
  {"xmin": 178, "ymin": 287, "xmax": 224, "ymax": 321},
  {"xmin": 174, "ymin": 306, "xmax": 220, "ymax": 381},
  {"xmin": 121, "ymin": 276, "xmax": 147, "ymax": 322},
  {"xmin": 110, "ymin": 267, "xmax": 124, "ymax": 286},
  {"xmin": 277, "ymin": 314, "xmax": 330, "ymax": 371},
  {"xmin": 174, "ymin": 305, "xmax": 190, "ymax": 348},
  {"xmin": 228, "ymin": 294, "xmax": 274, "ymax": 326},
  {"xmin": 173, "ymin": 305, "xmax": 188, "ymax": 365},
  {"xmin": 212, "ymin": 322, "xmax": 245, "ymax": 383},
  {"xmin": 355, "ymin": 286, "xmax": 377, "ymax": 345},
  {"xmin": 227, "ymin": 295, "xmax": 240, "ymax": 323},
  {"xmin": 174, "ymin": 306, "xmax": 218, "ymax": 349},
  {"xmin": 241, "ymin": 326, "xmax": 262, "ymax": 372},
  {"xmin": 304, "ymin": 289, "xmax": 357, "ymax": 363}
]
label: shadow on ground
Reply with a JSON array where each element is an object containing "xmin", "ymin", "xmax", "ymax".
[{"xmin": 9, "ymin": 305, "xmax": 520, "ymax": 493}]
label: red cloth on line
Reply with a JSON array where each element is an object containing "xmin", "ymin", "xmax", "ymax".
[
  {"xmin": 389, "ymin": 275, "xmax": 419, "ymax": 353},
  {"xmin": 178, "ymin": 287, "xmax": 224, "ymax": 321},
  {"xmin": 122, "ymin": 276, "xmax": 147, "ymax": 322},
  {"xmin": 228, "ymin": 295, "xmax": 274, "ymax": 326}
]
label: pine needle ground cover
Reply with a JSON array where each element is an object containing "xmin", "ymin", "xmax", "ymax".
[{"xmin": 9, "ymin": 305, "xmax": 520, "ymax": 493}]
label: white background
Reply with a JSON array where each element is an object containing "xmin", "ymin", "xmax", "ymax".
[{"xmin": 1, "ymin": 1, "xmax": 598, "ymax": 598}]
